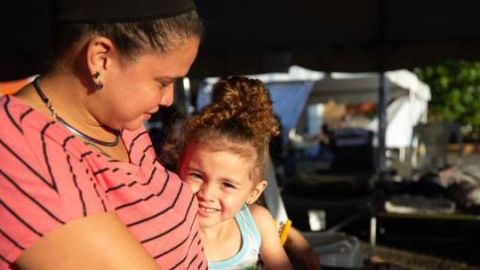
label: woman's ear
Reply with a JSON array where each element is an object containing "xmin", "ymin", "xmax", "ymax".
[
  {"xmin": 246, "ymin": 180, "xmax": 268, "ymax": 205},
  {"xmin": 86, "ymin": 36, "xmax": 115, "ymax": 77}
]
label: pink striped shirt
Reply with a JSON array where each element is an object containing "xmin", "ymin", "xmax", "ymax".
[{"xmin": 0, "ymin": 95, "xmax": 206, "ymax": 269}]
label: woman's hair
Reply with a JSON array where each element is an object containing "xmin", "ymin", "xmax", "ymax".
[
  {"xmin": 180, "ymin": 76, "xmax": 280, "ymax": 182},
  {"xmin": 50, "ymin": 9, "xmax": 203, "ymax": 67}
]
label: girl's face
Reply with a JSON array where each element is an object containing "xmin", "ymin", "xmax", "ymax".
[
  {"xmin": 87, "ymin": 37, "xmax": 200, "ymax": 131},
  {"xmin": 179, "ymin": 143, "xmax": 266, "ymax": 228}
]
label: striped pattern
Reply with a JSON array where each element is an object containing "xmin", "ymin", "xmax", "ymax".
[{"xmin": 0, "ymin": 95, "xmax": 206, "ymax": 269}]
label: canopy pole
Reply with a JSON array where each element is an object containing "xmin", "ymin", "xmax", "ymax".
[
  {"xmin": 376, "ymin": 0, "xmax": 389, "ymax": 177},
  {"xmin": 182, "ymin": 77, "xmax": 193, "ymax": 116},
  {"xmin": 377, "ymin": 72, "xmax": 388, "ymax": 174}
]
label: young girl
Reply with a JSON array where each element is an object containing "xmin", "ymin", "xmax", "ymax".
[{"xmin": 177, "ymin": 76, "xmax": 294, "ymax": 269}]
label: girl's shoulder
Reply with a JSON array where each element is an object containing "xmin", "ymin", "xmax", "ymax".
[
  {"xmin": 248, "ymin": 204, "xmax": 274, "ymax": 223},
  {"xmin": 248, "ymin": 204, "xmax": 277, "ymax": 237}
]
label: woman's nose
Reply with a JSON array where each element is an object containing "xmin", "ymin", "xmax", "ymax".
[{"xmin": 159, "ymin": 84, "xmax": 174, "ymax": 107}]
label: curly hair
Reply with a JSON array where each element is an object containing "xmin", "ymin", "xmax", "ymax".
[{"xmin": 182, "ymin": 76, "xmax": 280, "ymax": 181}]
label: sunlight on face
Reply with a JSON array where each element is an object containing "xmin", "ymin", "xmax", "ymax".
[
  {"xmin": 179, "ymin": 144, "xmax": 257, "ymax": 228},
  {"xmin": 89, "ymin": 37, "xmax": 200, "ymax": 131}
]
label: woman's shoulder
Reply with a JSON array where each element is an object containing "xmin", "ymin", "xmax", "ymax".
[
  {"xmin": 0, "ymin": 96, "xmax": 110, "ymax": 268},
  {"xmin": 0, "ymin": 95, "xmax": 41, "ymax": 135},
  {"xmin": 0, "ymin": 95, "xmax": 94, "ymax": 161}
]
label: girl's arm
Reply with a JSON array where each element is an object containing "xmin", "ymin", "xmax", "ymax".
[
  {"xmin": 284, "ymin": 227, "xmax": 321, "ymax": 270},
  {"xmin": 16, "ymin": 212, "xmax": 160, "ymax": 270},
  {"xmin": 249, "ymin": 204, "xmax": 293, "ymax": 270}
]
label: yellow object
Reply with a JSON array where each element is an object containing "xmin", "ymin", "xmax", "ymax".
[{"xmin": 278, "ymin": 219, "xmax": 292, "ymax": 245}]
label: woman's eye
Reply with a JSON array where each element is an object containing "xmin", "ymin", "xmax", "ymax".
[
  {"xmin": 159, "ymin": 82, "xmax": 169, "ymax": 88},
  {"xmin": 159, "ymin": 79, "xmax": 177, "ymax": 89}
]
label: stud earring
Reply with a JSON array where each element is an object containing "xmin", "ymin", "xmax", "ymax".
[{"xmin": 92, "ymin": 71, "xmax": 103, "ymax": 90}]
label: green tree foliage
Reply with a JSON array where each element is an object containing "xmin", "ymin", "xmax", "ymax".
[{"xmin": 415, "ymin": 61, "xmax": 480, "ymax": 129}]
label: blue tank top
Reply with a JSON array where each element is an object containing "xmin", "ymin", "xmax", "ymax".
[{"xmin": 208, "ymin": 205, "xmax": 262, "ymax": 270}]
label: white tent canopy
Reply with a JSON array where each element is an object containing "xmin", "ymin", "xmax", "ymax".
[
  {"xmin": 204, "ymin": 65, "xmax": 326, "ymax": 84},
  {"xmin": 306, "ymin": 69, "xmax": 431, "ymax": 105},
  {"xmin": 305, "ymin": 68, "xmax": 431, "ymax": 148},
  {"xmin": 368, "ymin": 96, "xmax": 428, "ymax": 148},
  {"xmin": 197, "ymin": 66, "xmax": 431, "ymax": 149}
]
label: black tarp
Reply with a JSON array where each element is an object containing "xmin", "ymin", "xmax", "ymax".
[
  {"xmin": 190, "ymin": 0, "xmax": 480, "ymax": 77},
  {"xmin": 2, "ymin": 0, "xmax": 480, "ymax": 80}
]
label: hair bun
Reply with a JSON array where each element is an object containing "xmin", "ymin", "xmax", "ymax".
[{"xmin": 197, "ymin": 76, "xmax": 279, "ymax": 141}]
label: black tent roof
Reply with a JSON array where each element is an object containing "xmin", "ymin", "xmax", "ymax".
[
  {"xmin": 189, "ymin": 0, "xmax": 480, "ymax": 77},
  {"xmin": 2, "ymin": 0, "xmax": 480, "ymax": 80}
]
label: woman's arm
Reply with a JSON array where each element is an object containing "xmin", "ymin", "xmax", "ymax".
[
  {"xmin": 16, "ymin": 212, "xmax": 160, "ymax": 270},
  {"xmin": 249, "ymin": 204, "xmax": 293, "ymax": 270}
]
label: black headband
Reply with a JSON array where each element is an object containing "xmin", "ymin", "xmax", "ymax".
[{"xmin": 53, "ymin": 0, "xmax": 196, "ymax": 23}]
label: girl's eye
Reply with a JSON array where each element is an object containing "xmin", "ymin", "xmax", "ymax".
[
  {"xmin": 189, "ymin": 172, "xmax": 202, "ymax": 180},
  {"xmin": 223, "ymin": 182, "xmax": 236, "ymax": 189},
  {"xmin": 186, "ymin": 172, "xmax": 203, "ymax": 184}
]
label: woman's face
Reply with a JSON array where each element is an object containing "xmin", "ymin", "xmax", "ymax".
[{"xmin": 88, "ymin": 37, "xmax": 200, "ymax": 131}]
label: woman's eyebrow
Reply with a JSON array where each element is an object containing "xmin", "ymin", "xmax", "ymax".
[{"xmin": 155, "ymin": 76, "xmax": 182, "ymax": 82}]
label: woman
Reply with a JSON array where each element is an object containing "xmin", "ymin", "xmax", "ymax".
[{"xmin": 0, "ymin": 0, "xmax": 205, "ymax": 269}]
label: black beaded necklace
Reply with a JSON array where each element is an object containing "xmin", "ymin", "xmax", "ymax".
[{"xmin": 32, "ymin": 77, "xmax": 120, "ymax": 147}]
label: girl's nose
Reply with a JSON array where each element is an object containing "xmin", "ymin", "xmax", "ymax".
[{"xmin": 198, "ymin": 182, "xmax": 215, "ymax": 202}]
